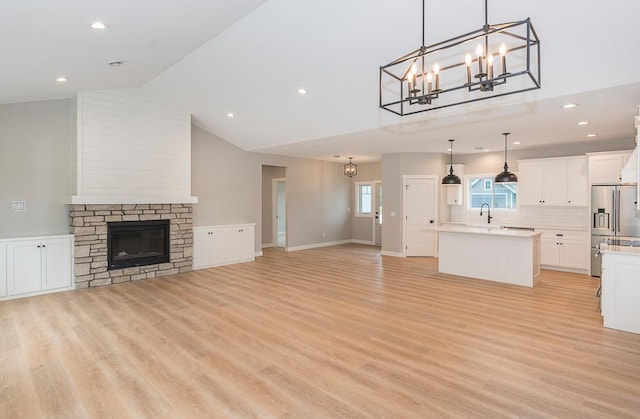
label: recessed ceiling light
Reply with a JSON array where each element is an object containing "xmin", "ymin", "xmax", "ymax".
[
  {"xmin": 56, "ymin": 77, "xmax": 67, "ymax": 83},
  {"xmin": 297, "ymin": 88, "xmax": 307, "ymax": 95},
  {"xmin": 483, "ymin": 149, "xmax": 490, "ymax": 152},
  {"xmin": 562, "ymin": 103, "xmax": 578, "ymax": 109},
  {"xmin": 513, "ymin": 141, "xmax": 521, "ymax": 145},
  {"xmin": 226, "ymin": 112, "xmax": 235, "ymax": 119},
  {"xmin": 107, "ymin": 60, "xmax": 124, "ymax": 67},
  {"xmin": 90, "ymin": 22, "xmax": 107, "ymax": 30},
  {"xmin": 577, "ymin": 121, "xmax": 589, "ymax": 125},
  {"xmin": 587, "ymin": 133, "xmax": 597, "ymax": 137}
]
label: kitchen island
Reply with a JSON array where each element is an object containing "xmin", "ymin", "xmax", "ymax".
[
  {"xmin": 600, "ymin": 245, "xmax": 640, "ymax": 335},
  {"xmin": 438, "ymin": 225, "xmax": 542, "ymax": 287}
]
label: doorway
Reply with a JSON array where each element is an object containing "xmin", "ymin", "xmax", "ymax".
[
  {"xmin": 261, "ymin": 166, "xmax": 287, "ymax": 249},
  {"xmin": 273, "ymin": 178, "xmax": 286, "ymax": 247},
  {"xmin": 403, "ymin": 176, "xmax": 438, "ymax": 257}
]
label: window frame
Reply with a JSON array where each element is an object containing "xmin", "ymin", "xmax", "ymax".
[
  {"xmin": 466, "ymin": 173, "xmax": 518, "ymax": 211},
  {"xmin": 355, "ymin": 181, "xmax": 373, "ymax": 217}
]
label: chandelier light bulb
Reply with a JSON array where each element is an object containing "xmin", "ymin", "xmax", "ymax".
[
  {"xmin": 499, "ymin": 43, "xmax": 507, "ymax": 56},
  {"xmin": 476, "ymin": 44, "xmax": 484, "ymax": 57}
]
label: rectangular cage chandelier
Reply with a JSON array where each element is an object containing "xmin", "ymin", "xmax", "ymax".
[{"xmin": 379, "ymin": 0, "xmax": 540, "ymax": 116}]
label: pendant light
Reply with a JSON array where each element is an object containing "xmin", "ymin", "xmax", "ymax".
[
  {"xmin": 495, "ymin": 132, "xmax": 518, "ymax": 183},
  {"xmin": 344, "ymin": 157, "xmax": 358, "ymax": 177},
  {"xmin": 442, "ymin": 139, "xmax": 461, "ymax": 184}
]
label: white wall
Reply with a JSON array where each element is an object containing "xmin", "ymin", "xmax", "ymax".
[
  {"xmin": 73, "ymin": 90, "xmax": 193, "ymax": 203},
  {"xmin": 0, "ymin": 100, "xmax": 72, "ymax": 237}
]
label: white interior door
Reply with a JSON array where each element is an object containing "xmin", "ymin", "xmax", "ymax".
[
  {"xmin": 374, "ymin": 182, "xmax": 382, "ymax": 246},
  {"xmin": 404, "ymin": 177, "xmax": 437, "ymax": 257}
]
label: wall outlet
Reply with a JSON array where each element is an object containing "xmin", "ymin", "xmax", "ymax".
[
  {"xmin": 322, "ymin": 232, "xmax": 326, "ymax": 237},
  {"xmin": 391, "ymin": 211, "xmax": 396, "ymax": 217},
  {"xmin": 12, "ymin": 201, "xmax": 26, "ymax": 212}
]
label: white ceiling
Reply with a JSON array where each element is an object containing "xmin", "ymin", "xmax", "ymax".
[{"xmin": 3, "ymin": 0, "xmax": 640, "ymax": 161}]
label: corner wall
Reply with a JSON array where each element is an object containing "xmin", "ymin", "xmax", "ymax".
[{"xmin": 0, "ymin": 100, "xmax": 72, "ymax": 237}]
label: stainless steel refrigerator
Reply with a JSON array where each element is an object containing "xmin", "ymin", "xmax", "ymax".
[{"xmin": 591, "ymin": 184, "xmax": 640, "ymax": 276}]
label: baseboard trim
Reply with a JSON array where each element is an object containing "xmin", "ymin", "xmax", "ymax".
[
  {"xmin": 255, "ymin": 251, "xmax": 264, "ymax": 257},
  {"xmin": 381, "ymin": 250, "xmax": 405, "ymax": 257},
  {"xmin": 541, "ymin": 265, "xmax": 588, "ymax": 275},
  {"xmin": 351, "ymin": 239, "xmax": 376, "ymax": 245},
  {"xmin": 286, "ymin": 239, "xmax": 352, "ymax": 252}
]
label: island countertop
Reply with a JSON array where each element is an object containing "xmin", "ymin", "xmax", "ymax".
[
  {"xmin": 438, "ymin": 225, "xmax": 542, "ymax": 239},
  {"xmin": 600, "ymin": 244, "xmax": 640, "ymax": 257}
]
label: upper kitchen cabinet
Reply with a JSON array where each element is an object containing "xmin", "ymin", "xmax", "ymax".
[
  {"xmin": 518, "ymin": 156, "xmax": 588, "ymax": 207},
  {"xmin": 587, "ymin": 151, "xmax": 631, "ymax": 185}
]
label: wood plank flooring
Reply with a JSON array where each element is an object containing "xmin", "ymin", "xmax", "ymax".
[{"xmin": 1, "ymin": 244, "xmax": 640, "ymax": 418}]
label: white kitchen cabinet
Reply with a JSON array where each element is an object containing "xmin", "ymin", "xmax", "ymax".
[
  {"xmin": 539, "ymin": 229, "xmax": 588, "ymax": 271},
  {"xmin": 518, "ymin": 157, "xmax": 588, "ymax": 206},
  {"xmin": 193, "ymin": 224, "xmax": 256, "ymax": 270},
  {"xmin": 2, "ymin": 235, "xmax": 73, "ymax": 300},
  {"xmin": 445, "ymin": 185, "xmax": 463, "ymax": 205},
  {"xmin": 0, "ymin": 243, "xmax": 6, "ymax": 298},
  {"xmin": 588, "ymin": 151, "xmax": 631, "ymax": 184},
  {"xmin": 601, "ymin": 248, "xmax": 640, "ymax": 334}
]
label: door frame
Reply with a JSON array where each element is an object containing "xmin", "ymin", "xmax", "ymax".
[
  {"xmin": 402, "ymin": 175, "xmax": 439, "ymax": 257},
  {"xmin": 272, "ymin": 177, "xmax": 286, "ymax": 248},
  {"xmin": 372, "ymin": 180, "xmax": 382, "ymax": 246}
]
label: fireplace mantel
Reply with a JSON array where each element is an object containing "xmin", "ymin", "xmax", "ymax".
[{"xmin": 70, "ymin": 195, "xmax": 198, "ymax": 204}]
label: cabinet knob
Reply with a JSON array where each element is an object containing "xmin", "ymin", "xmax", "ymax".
[
  {"xmin": 37, "ymin": 245, "xmax": 41, "ymax": 248},
  {"xmin": 568, "ymin": 200, "xmax": 571, "ymax": 203}
]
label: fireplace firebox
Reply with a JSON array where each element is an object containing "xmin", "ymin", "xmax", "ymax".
[{"xmin": 107, "ymin": 220, "xmax": 170, "ymax": 270}]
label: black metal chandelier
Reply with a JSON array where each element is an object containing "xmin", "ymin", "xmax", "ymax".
[
  {"xmin": 344, "ymin": 157, "xmax": 358, "ymax": 177},
  {"xmin": 442, "ymin": 139, "xmax": 461, "ymax": 185},
  {"xmin": 379, "ymin": 0, "xmax": 540, "ymax": 116}
]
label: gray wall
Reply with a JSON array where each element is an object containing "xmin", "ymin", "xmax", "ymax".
[
  {"xmin": 381, "ymin": 153, "xmax": 447, "ymax": 255},
  {"xmin": 0, "ymin": 100, "xmax": 72, "ymax": 238},
  {"xmin": 351, "ymin": 162, "xmax": 382, "ymax": 242},
  {"xmin": 261, "ymin": 165, "xmax": 286, "ymax": 246},
  {"xmin": 192, "ymin": 126, "xmax": 352, "ymax": 251}
]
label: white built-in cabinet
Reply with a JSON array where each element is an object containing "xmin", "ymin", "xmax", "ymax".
[
  {"xmin": 539, "ymin": 229, "xmax": 588, "ymax": 271},
  {"xmin": 444, "ymin": 164, "xmax": 464, "ymax": 206},
  {"xmin": 517, "ymin": 156, "xmax": 588, "ymax": 206},
  {"xmin": 193, "ymin": 224, "xmax": 256, "ymax": 270},
  {"xmin": 587, "ymin": 151, "xmax": 632, "ymax": 184},
  {"xmin": 0, "ymin": 235, "xmax": 74, "ymax": 300}
]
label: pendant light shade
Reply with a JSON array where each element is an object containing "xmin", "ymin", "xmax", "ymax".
[
  {"xmin": 495, "ymin": 132, "xmax": 517, "ymax": 183},
  {"xmin": 442, "ymin": 139, "xmax": 461, "ymax": 184}
]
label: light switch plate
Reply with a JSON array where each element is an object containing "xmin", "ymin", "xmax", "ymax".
[{"xmin": 12, "ymin": 201, "xmax": 26, "ymax": 212}]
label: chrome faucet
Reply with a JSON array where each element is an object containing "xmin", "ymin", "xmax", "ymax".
[{"xmin": 480, "ymin": 203, "xmax": 493, "ymax": 224}]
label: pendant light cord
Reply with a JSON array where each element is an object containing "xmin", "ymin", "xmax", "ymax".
[{"xmin": 421, "ymin": 0, "xmax": 425, "ymax": 48}]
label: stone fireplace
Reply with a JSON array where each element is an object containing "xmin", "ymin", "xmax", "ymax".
[{"xmin": 69, "ymin": 204, "xmax": 193, "ymax": 288}]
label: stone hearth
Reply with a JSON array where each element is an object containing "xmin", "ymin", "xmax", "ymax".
[{"xmin": 69, "ymin": 204, "xmax": 193, "ymax": 288}]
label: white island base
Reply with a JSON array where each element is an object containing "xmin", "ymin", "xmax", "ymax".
[{"xmin": 438, "ymin": 226, "xmax": 542, "ymax": 287}]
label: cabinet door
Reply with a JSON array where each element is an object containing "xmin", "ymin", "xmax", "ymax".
[
  {"xmin": 559, "ymin": 239, "xmax": 587, "ymax": 269},
  {"xmin": 589, "ymin": 155, "xmax": 625, "ymax": 184},
  {"xmin": 193, "ymin": 229, "xmax": 213, "ymax": 269},
  {"xmin": 0, "ymin": 243, "xmax": 6, "ymax": 298},
  {"xmin": 225, "ymin": 227, "xmax": 242, "ymax": 262},
  {"xmin": 517, "ymin": 162, "xmax": 543, "ymax": 206},
  {"xmin": 541, "ymin": 160, "xmax": 568, "ymax": 205},
  {"xmin": 566, "ymin": 158, "xmax": 588, "ymax": 206},
  {"xmin": 540, "ymin": 237, "xmax": 560, "ymax": 266},
  {"xmin": 239, "ymin": 225, "xmax": 255, "ymax": 260},
  {"xmin": 41, "ymin": 238, "xmax": 72, "ymax": 291},
  {"xmin": 7, "ymin": 241, "xmax": 41, "ymax": 296},
  {"xmin": 211, "ymin": 229, "xmax": 228, "ymax": 265},
  {"xmin": 445, "ymin": 185, "xmax": 462, "ymax": 205}
]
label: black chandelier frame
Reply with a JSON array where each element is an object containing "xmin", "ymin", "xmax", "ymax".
[{"xmin": 379, "ymin": 0, "xmax": 541, "ymax": 116}]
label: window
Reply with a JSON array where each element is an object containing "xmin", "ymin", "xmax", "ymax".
[
  {"xmin": 469, "ymin": 177, "xmax": 517, "ymax": 209},
  {"xmin": 356, "ymin": 182, "xmax": 373, "ymax": 216}
]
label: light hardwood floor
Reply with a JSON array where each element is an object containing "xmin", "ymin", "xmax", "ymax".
[{"xmin": 1, "ymin": 244, "xmax": 640, "ymax": 418}]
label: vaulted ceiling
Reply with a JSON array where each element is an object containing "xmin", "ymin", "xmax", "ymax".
[{"xmin": 3, "ymin": 0, "xmax": 640, "ymax": 161}]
